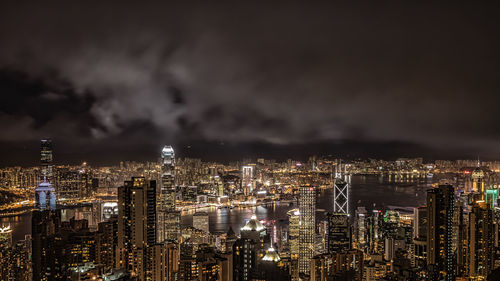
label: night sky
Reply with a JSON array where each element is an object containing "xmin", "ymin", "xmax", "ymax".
[{"xmin": 0, "ymin": 2, "xmax": 499, "ymax": 166}]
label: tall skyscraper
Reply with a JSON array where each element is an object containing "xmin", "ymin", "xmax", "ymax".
[
  {"xmin": 233, "ymin": 238, "xmax": 256, "ymax": 281},
  {"xmin": 40, "ymin": 139, "xmax": 53, "ymax": 182},
  {"xmin": 327, "ymin": 212, "xmax": 350, "ymax": 254},
  {"xmin": 333, "ymin": 163, "xmax": 350, "ymax": 214},
  {"xmin": 118, "ymin": 177, "xmax": 157, "ymax": 280},
  {"xmin": 299, "ymin": 185, "xmax": 316, "ymax": 276},
  {"xmin": 413, "ymin": 206, "xmax": 427, "ymax": 239},
  {"xmin": 242, "ymin": 165, "xmax": 255, "ymax": 196},
  {"xmin": 158, "ymin": 146, "xmax": 180, "ymax": 242},
  {"xmin": 467, "ymin": 201, "xmax": 494, "ymax": 278},
  {"xmin": 287, "ymin": 209, "xmax": 300, "ymax": 260},
  {"xmin": 354, "ymin": 206, "xmax": 367, "ymax": 248},
  {"xmin": 427, "ymin": 185, "xmax": 455, "ymax": 281}
]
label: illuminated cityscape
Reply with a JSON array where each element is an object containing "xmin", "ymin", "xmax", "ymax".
[
  {"xmin": 1, "ymin": 2, "xmax": 500, "ymax": 280},
  {"xmin": 0, "ymin": 142, "xmax": 500, "ymax": 280}
]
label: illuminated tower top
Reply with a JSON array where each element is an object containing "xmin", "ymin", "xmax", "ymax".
[{"xmin": 161, "ymin": 145, "xmax": 175, "ymax": 175}]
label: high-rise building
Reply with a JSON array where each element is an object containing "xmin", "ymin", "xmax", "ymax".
[
  {"xmin": 413, "ymin": 206, "xmax": 427, "ymax": 239},
  {"xmin": 158, "ymin": 146, "xmax": 180, "ymax": 242},
  {"xmin": 427, "ymin": 185, "xmax": 455, "ymax": 281},
  {"xmin": 333, "ymin": 164, "xmax": 350, "ymax": 214},
  {"xmin": 35, "ymin": 179, "xmax": 56, "ymax": 211},
  {"xmin": 233, "ymin": 238, "xmax": 256, "ymax": 281},
  {"xmin": 299, "ymin": 185, "xmax": 316, "ymax": 276},
  {"xmin": 40, "ymin": 139, "xmax": 53, "ymax": 182},
  {"xmin": 354, "ymin": 206, "xmax": 367, "ymax": 249},
  {"xmin": 242, "ymin": 165, "xmax": 254, "ymax": 195},
  {"xmin": 467, "ymin": 201, "xmax": 494, "ymax": 278},
  {"xmin": 151, "ymin": 242, "xmax": 179, "ymax": 281},
  {"xmin": 287, "ymin": 209, "xmax": 300, "ymax": 260},
  {"xmin": 96, "ymin": 217, "xmax": 119, "ymax": 271},
  {"xmin": 327, "ymin": 213, "xmax": 350, "ymax": 254},
  {"xmin": 118, "ymin": 177, "xmax": 157, "ymax": 280},
  {"xmin": 193, "ymin": 212, "xmax": 209, "ymax": 234}
]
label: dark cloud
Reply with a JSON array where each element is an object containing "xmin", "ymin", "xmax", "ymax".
[{"xmin": 0, "ymin": 2, "xmax": 499, "ymax": 164}]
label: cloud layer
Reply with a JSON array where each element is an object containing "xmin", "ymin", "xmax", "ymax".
[{"xmin": 0, "ymin": 2, "xmax": 499, "ymax": 162}]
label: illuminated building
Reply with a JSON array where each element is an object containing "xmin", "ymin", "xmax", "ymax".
[
  {"xmin": 413, "ymin": 206, "xmax": 427, "ymax": 239},
  {"xmin": 233, "ymin": 237, "xmax": 256, "ymax": 281},
  {"xmin": 299, "ymin": 185, "xmax": 316, "ymax": 276},
  {"xmin": 254, "ymin": 246, "xmax": 290, "ymax": 281},
  {"xmin": 240, "ymin": 214, "xmax": 266, "ymax": 255},
  {"xmin": 151, "ymin": 242, "xmax": 179, "ymax": 281},
  {"xmin": 0, "ymin": 225, "xmax": 12, "ymax": 248},
  {"xmin": 242, "ymin": 165, "xmax": 255, "ymax": 195},
  {"xmin": 101, "ymin": 201, "xmax": 119, "ymax": 221},
  {"xmin": 96, "ymin": 217, "xmax": 119, "ymax": 271},
  {"xmin": 310, "ymin": 250, "xmax": 364, "ymax": 281},
  {"xmin": 35, "ymin": 179, "xmax": 56, "ymax": 210},
  {"xmin": 193, "ymin": 212, "xmax": 210, "ymax": 234},
  {"xmin": 467, "ymin": 201, "xmax": 494, "ymax": 279},
  {"xmin": 367, "ymin": 210, "xmax": 382, "ymax": 254},
  {"xmin": 485, "ymin": 187, "xmax": 498, "ymax": 209},
  {"xmin": 354, "ymin": 206, "xmax": 367, "ymax": 249},
  {"xmin": 471, "ymin": 166, "xmax": 486, "ymax": 198},
  {"xmin": 165, "ymin": 211, "xmax": 181, "ymax": 243},
  {"xmin": 0, "ymin": 233, "xmax": 32, "ymax": 281},
  {"xmin": 195, "ymin": 245, "xmax": 232, "ymax": 281},
  {"xmin": 327, "ymin": 213, "xmax": 350, "ymax": 254},
  {"xmin": 54, "ymin": 167, "xmax": 94, "ymax": 199},
  {"xmin": 40, "ymin": 138, "xmax": 53, "ymax": 182},
  {"xmin": 427, "ymin": 185, "xmax": 455, "ymax": 281},
  {"xmin": 333, "ymin": 164, "xmax": 350, "ymax": 214},
  {"xmin": 158, "ymin": 146, "xmax": 179, "ymax": 242},
  {"xmin": 32, "ymin": 210, "xmax": 98, "ymax": 281},
  {"xmin": 287, "ymin": 209, "xmax": 300, "ymax": 260},
  {"xmin": 118, "ymin": 177, "xmax": 157, "ymax": 280},
  {"xmin": 179, "ymin": 240, "xmax": 199, "ymax": 281}
]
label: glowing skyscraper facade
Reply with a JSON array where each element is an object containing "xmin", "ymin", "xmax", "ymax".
[
  {"xmin": 242, "ymin": 165, "xmax": 254, "ymax": 195},
  {"xmin": 157, "ymin": 146, "xmax": 180, "ymax": 242},
  {"xmin": 35, "ymin": 180, "xmax": 56, "ymax": 211},
  {"xmin": 40, "ymin": 139, "xmax": 53, "ymax": 182},
  {"xmin": 299, "ymin": 186, "xmax": 316, "ymax": 276},
  {"xmin": 333, "ymin": 163, "xmax": 350, "ymax": 214}
]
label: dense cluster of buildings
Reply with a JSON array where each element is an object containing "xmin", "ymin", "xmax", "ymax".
[{"xmin": 2, "ymin": 140, "xmax": 500, "ymax": 280}]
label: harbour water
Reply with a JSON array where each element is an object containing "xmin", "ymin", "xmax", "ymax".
[{"xmin": 1, "ymin": 175, "xmax": 430, "ymax": 243}]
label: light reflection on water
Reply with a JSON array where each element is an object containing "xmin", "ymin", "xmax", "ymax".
[{"xmin": 3, "ymin": 175, "xmax": 429, "ymax": 243}]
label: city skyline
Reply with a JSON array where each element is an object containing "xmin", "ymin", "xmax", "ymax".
[{"xmin": 2, "ymin": 2, "xmax": 500, "ymax": 281}]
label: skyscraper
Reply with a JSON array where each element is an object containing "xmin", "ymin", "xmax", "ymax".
[
  {"xmin": 354, "ymin": 206, "xmax": 367, "ymax": 249},
  {"xmin": 233, "ymin": 237, "xmax": 256, "ymax": 281},
  {"xmin": 118, "ymin": 177, "xmax": 157, "ymax": 280},
  {"xmin": 299, "ymin": 185, "xmax": 316, "ymax": 276},
  {"xmin": 242, "ymin": 165, "xmax": 254, "ymax": 195},
  {"xmin": 158, "ymin": 146, "xmax": 180, "ymax": 242},
  {"xmin": 327, "ymin": 212, "xmax": 350, "ymax": 254},
  {"xmin": 467, "ymin": 201, "xmax": 494, "ymax": 278},
  {"xmin": 427, "ymin": 185, "xmax": 455, "ymax": 281},
  {"xmin": 333, "ymin": 163, "xmax": 350, "ymax": 214},
  {"xmin": 40, "ymin": 139, "xmax": 53, "ymax": 182},
  {"xmin": 287, "ymin": 209, "xmax": 300, "ymax": 260},
  {"xmin": 413, "ymin": 206, "xmax": 427, "ymax": 239}
]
